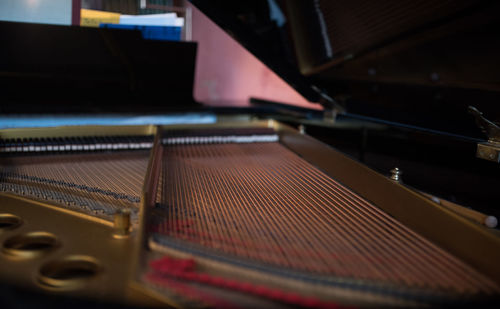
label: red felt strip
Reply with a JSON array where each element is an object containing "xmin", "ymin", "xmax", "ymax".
[
  {"xmin": 148, "ymin": 256, "xmax": 352, "ymax": 309},
  {"xmin": 145, "ymin": 272, "xmax": 240, "ymax": 309}
]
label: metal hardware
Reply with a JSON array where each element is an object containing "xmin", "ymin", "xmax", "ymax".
[
  {"xmin": 298, "ymin": 125, "xmax": 306, "ymax": 134},
  {"xmin": 113, "ymin": 209, "xmax": 131, "ymax": 238},
  {"xmin": 389, "ymin": 167, "xmax": 403, "ymax": 183},
  {"xmin": 469, "ymin": 106, "xmax": 500, "ymax": 162},
  {"xmin": 323, "ymin": 108, "xmax": 339, "ymax": 123},
  {"xmin": 311, "ymin": 85, "xmax": 345, "ymax": 123},
  {"xmin": 477, "ymin": 143, "xmax": 500, "ymax": 162}
]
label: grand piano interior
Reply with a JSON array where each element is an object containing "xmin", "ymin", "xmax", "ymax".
[{"xmin": 1, "ymin": 0, "xmax": 500, "ymax": 308}]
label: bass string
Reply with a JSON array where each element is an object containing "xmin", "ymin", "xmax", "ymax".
[
  {"xmin": 158, "ymin": 142, "xmax": 499, "ymax": 295},
  {"xmin": 246, "ymin": 143, "xmax": 468, "ymax": 290},
  {"xmin": 270, "ymin": 143, "xmax": 495, "ymax": 291}
]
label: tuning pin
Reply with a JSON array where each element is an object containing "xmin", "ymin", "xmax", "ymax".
[{"xmin": 390, "ymin": 167, "xmax": 403, "ymax": 183}]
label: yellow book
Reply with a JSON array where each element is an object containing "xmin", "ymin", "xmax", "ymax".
[{"xmin": 80, "ymin": 9, "xmax": 121, "ymax": 28}]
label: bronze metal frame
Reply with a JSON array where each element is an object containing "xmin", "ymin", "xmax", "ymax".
[{"xmin": 1, "ymin": 118, "xmax": 499, "ymax": 306}]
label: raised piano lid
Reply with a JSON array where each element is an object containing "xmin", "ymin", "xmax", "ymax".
[{"xmin": 189, "ymin": 0, "xmax": 500, "ymax": 140}]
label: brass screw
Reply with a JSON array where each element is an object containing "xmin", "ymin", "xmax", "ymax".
[
  {"xmin": 390, "ymin": 167, "xmax": 403, "ymax": 183},
  {"xmin": 113, "ymin": 208, "xmax": 131, "ymax": 238}
]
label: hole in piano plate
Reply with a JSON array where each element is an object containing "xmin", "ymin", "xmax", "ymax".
[
  {"xmin": 2, "ymin": 231, "xmax": 59, "ymax": 258},
  {"xmin": 0, "ymin": 213, "xmax": 22, "ymax": 231},
  {"xmin": 38, "ymin": 255, "xmax": 100, "ymax": 290}
]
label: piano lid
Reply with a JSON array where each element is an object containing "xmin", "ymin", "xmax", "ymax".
[
  {"xmin": 189, "ymin": 0, "xmax": 500, "ymax": 139},
  {"xmin": 0, "ymin": 21, "xmax": 199, "ymax": 114}
]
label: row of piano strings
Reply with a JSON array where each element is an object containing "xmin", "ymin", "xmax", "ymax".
[{"xmin": 0, "ymin": 135, "xmax": 154, "ymax": 221}]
